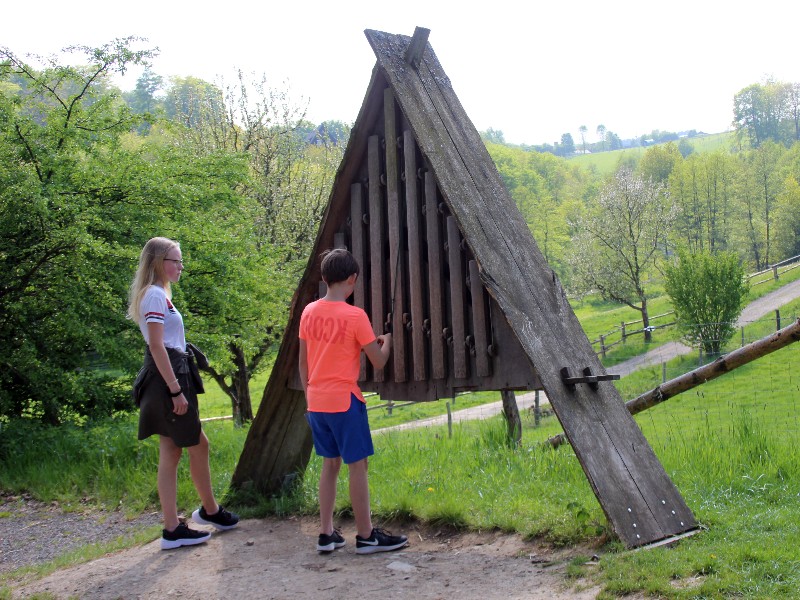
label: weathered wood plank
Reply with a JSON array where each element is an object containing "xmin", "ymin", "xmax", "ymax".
[
  {"xmin": 363, "ymin": 29, "xmax": 696, "ymax": 546},
  {"xmin": 469, "ymin": 259, "xmax": 491, "ymax": 377},
  {"xmin": 447, "ymin": 215, "xmax": 468, "ymax": 379},
  {"xmin": 384, "ymin": 88, "xmax": 406, "ymax": 382},
  {"xmin": 351, "ymin": 183, "xmax": 367, "ymax": 381},
  {"xmin": 368, "ymin": 134, "xmax": 385, "ymax": 382},
  {"xmin": 425, "ymin": 172, "xmax": 447, "ymax": 380},
  {"xmin": 404, "ymin": 130, "xmax": 427, "ymax": 381}
]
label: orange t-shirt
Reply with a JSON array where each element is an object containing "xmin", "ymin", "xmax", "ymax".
[{"xmin": 299, "ymin": 299, "xmax": 376, "ymax": 412}]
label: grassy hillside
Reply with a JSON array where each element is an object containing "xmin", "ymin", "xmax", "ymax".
[{"xmin": 568, "ymin": 131, "xmax": 734, "ymax": 175}]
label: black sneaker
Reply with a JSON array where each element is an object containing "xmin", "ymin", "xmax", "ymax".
[
  {"xmin": 161, "ymin": 520, "xmax": 211, "ymax": 550},
  {"xmin": 317, "ymin": 528, "xmax": 346, "ymax": 552},
  {"xmin": 355, "ymin": 528, "xmax": 408, "ymax": 554},
  {"xmin": 191, "ymin": 505, "xmax": 240, "ymax": 531}
]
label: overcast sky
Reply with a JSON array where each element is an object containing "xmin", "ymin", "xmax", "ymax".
[{"xmin": 3, "ymin": 0, "xmax": 798, "ymax": 146}]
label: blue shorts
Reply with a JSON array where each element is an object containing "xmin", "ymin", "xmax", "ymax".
[{"xmin": 306, "ymin": 394, "xmax": 374, "ymax": 464}]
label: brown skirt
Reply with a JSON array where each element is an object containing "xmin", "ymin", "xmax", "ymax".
[{"xmin": 133, "ymin": 346, "xmax": 202, "ymax": 448}]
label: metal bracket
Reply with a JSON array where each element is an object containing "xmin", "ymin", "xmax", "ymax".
[{"xmin": 560, "ymin": 366, "xmax": 620, "ymax": 390}]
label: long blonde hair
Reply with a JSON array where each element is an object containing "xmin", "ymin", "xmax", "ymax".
[{"xmin": 127, "ymin": 237, "xmax": 179, "ymax": 322}]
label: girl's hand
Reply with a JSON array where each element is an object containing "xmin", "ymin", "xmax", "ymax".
[{"xmin": 172, "ymin": 394, "xmax": 188, "ymax": 415}]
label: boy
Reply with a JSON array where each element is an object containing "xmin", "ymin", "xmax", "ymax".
[{"xmin": 299, "ymin": 248, "xmax": 408, "ymax": 555}]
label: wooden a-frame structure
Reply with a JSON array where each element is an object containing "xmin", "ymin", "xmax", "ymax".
[{"xmin": 232, "ymin": 27, "xmax": 698, "ymax": 548}]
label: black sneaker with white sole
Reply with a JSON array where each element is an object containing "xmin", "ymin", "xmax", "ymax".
[
  {"xmin": 355, "ymin": 528, "xmax": 408, "ymax": 554},
  {"xmin": 161, "ymin": 520, "xmax": 212, "ymax": 550},
  {"xmin": 191, "ymin": 505, "xmax": 240, "ymax": 531},
  {"xmin": 317, "ymin": 528, "xmax": 346, "ymax": 552}
]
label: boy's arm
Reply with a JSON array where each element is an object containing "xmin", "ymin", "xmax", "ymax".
[
  {"xmin": 298, "ymin": 339, "xmax": 309, "ymax": 396},
  {"xmin": 363, "ymin": 333, "xmax": 392, "ymax": 370}
]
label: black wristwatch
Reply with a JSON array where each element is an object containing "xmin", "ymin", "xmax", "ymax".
[{"xmin": 169, "ymin": 388, "xmax": 183, "ymax": 397}]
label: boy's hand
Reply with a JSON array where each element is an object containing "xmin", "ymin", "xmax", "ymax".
[{"xmin": 377, "ymin": 333, "xmax": 392, "ymax": 347}]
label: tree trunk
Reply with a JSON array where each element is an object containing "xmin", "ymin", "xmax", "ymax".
[
  {"xmin": 501, "ymin": 389, "xmax": 522, "ymax": 447},
  {"xmin": 641, "ymin": 296, "xmax": 652, "ymax": 343},
  {"xmin": 546, "ymin": 318, "xmax": 800, "ymax": 448},
  {"xmin": 230, "ymin": 344, "xmax": 253, "ymax": 426}
]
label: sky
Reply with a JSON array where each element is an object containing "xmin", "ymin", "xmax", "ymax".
[{"xmin": 3, "ymin": 0, "xmax": 799, "ymax": 146}]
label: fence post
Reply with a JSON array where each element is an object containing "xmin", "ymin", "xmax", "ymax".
[
  {"xmin": 662, "ymin": 361, "xmax": 667, "ymax": 384},
  {"xmin": 446, "ymin": 401, "xmax": 453, "ymax": 438},
  {"xmin": 534, "ymin": 389, "xmax": 541, "ymax": 427},
  {"xmin": 741, "ymin": 326, "xmax": 745, "ymax": 347},
  {"xmin": 621, "ymin": 321, "xmax": 626, "ymax": 343},
  {"xmin": 387, "ymin": 398, "xmax": 394, "ymax": 416},
  {"xmin": 600, "ymin": 334, "xmax": 606, "ymax": 358},
  {"xmin": 776, "ymin": 309, "xmax": 781, "ymax": 331},
  {"xmin": 773, "ymin": 265, "xmax": 779, "ymax": 280}
]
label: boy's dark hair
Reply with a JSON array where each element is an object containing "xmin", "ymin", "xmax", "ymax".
[{"xmin": 320, "ymin": 248, "xmax": 360, "ymax": 285}]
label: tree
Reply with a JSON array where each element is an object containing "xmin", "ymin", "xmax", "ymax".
[
  {"xmin": 733, "ymin": 80, "xmax": 789, "ymax": 148},
  {"xmin": 558, "ymin": 132, "xmax": 575, "ymax": 156},
  {"xmin": 156, "ymin": 70, "xmax": 341, "ymax": 424},
  {"xmin": 638, "ymin": 142, "xmax": 682, "ymax": 184},
  {"xmin": 670, "ymin": 150, "xmax": 736, "ymax": 254},
  {"xmin": 0, "ymin": 39, "xmax": 163, "ymax": 423},
  {"xmin": 481, "ymin": 128, "xmax": 505, "ymax": 144},
  {"xmin": 737, "ymin": 141, "xmax": 782, "ymax": 269},
  {"xmin": 570, "ymin": 168, "xmax": 677, "ymax": 342},
  {"xmin": 596, "ymin": 124, "xmax": 606, "ymax": 151},
  {"xmin": 664, "ymin": 250, "xmax": 749, "ymax": 354},
  {"xmin": 579, "ymin": 125, "xmax": 588, "ymax": 154}
]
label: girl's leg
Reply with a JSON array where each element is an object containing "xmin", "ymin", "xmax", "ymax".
[
  {"xmin": 158, "ymin": 436, "xmax": 184, "ymax": 531},
  {"xmin": 185, "ymin": 430, "xmax": 218, "ymax": 514},
  {"xmin": 319, "ymin": 457, "xmax": 342, "ymax": 535},
  {"xmin": 348, "ymin": 458, "xmax": 372, "ymax": 538}
]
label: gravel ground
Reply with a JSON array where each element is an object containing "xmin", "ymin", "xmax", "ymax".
[{"xmin": 0, "ymin": 493, "xmax": 162, "ymax": 574}]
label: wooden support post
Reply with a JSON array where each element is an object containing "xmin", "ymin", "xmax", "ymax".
[
  {"xmin": 368, "ymin": 134, "xmax": 385, "ymax": 382},
  {"xmin": 447, "ymin": 216, "xmax": 468, "ymax": 379},
  {"xmin": 425, "ymin": 173, "xmax": 447, "ymax": 380},
  {"xmin": 404, "ymin": 130, "xmax": 427, "ymax": 381},
  {"xmin": 384, "ymin": 88, "xmax": 406, "ymax": 382},
  {"xmin": 501, "ymin": 389, "xmax": 522, "ymax": 446},
  {"xmin": 621, "ymin": 321, "xmax": 626, "ymax": 343}
]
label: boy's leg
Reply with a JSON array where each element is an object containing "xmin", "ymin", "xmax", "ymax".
[
  {"xmin": 348, "ymin": 458, "xmax": 373, "ymax": 538},
  {"xmin": 319, "ymin": 457, "xmax": 342, "ymax": 535}
]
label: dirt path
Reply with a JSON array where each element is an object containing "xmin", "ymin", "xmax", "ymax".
[{"xmin": 8, "ymin": 517, "xmax": 602, "ymax": 600}]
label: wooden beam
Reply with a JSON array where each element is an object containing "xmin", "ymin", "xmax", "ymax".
[
  {"xmin": 384, "ymin": 87, "xmax": 406, "ymax": 382},
  {"xmin": 368, "ymin": 134, "xmax": 385, "ymax": 382},
  {"xmin": 425, "ymin": 172, "xmax": 447, "ymax": 380},
  {"xmin": 469, "ymin": 259, "xmax": 491, "ymax": 377},
  {"xmin": 351, "ymin": 183, "xmax": 367, "ymax": 381},
  {"xmin": 405, "ymin": 130, "xmax": 427, "ymax": 381},
  {"xmin": 403, "ymin": 26, "xmax": 430, "ymax": 68},
  {"xmin": 447, "ymin": 215, "xmax": 468, "ymax": 379}
]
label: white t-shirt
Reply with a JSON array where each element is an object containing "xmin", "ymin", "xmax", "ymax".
[{"xmin": 138, "ymin": 285, "xmax": 186, "ymax": 351}]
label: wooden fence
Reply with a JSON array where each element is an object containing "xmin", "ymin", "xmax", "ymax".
[
  {"xmin": 590, "ymin": 254, "xmax": 800, "ymax": 357},
  {"xmin": 748, "ymin": 253, "xmax": 800, "ymax": 286}
]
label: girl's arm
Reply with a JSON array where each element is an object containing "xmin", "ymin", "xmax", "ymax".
[{"xmin": 147, "ymin": 321, "xmax": 188, "ymax": 414}]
